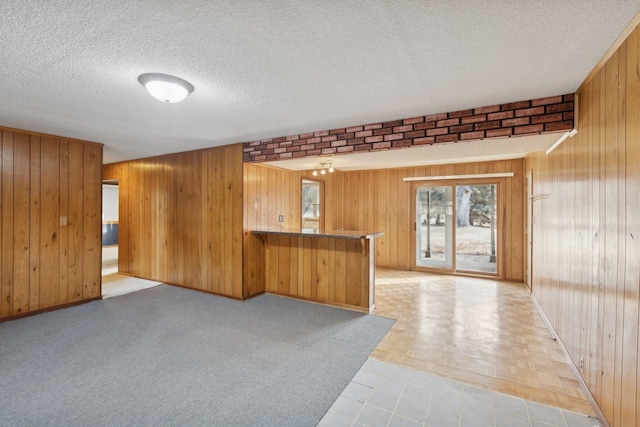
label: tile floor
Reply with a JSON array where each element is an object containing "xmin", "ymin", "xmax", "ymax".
[
  {"xmin": 101, "ymin": 246, "xmax": 161, "ymax": 298},
  {"xmin": 101, "ymin": 273, "xmax": 161, "ymax": 298},
  {"xmin": 318, "ymin": 358, "xmax": 601, "ymax": 427}
]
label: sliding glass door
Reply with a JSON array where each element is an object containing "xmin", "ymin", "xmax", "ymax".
[
  {"xmin": 455, "ymin": 184, "xmax": 497, "ymax": 274},
  {"xmin": 416, "ymin": 186, "xmax": 453, "ymax": 270},
  {"xmin": 415, "ymin": 183, "xmax": 498, "ymax": 275}
]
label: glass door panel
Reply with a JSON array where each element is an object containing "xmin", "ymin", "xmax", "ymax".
[
  {"xmin": 416, "ymin": 186, "xmax": 453, "ymax": 270},
  {"xmin": 455, "ymin": 184, "xmax": 497, "ymax": 274}
]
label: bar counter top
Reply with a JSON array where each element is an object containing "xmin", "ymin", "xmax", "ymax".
[{"xmin": 251, "ymin": 227, "xmax": 384, "ymax": 239}]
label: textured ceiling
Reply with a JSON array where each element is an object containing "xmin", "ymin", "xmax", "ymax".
[{"xmin": 1, "ymin": 1, "xmax": 639, "ymax": 165}]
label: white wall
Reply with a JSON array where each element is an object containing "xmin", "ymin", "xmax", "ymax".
[{"xmin": 102, "ymin": 185, "xmax": 118, "ymax": 221}]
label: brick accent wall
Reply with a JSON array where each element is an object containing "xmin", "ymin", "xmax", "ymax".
[{"xmin": 243, "ymin": 94, "xmax": 574, "ymax": 162}]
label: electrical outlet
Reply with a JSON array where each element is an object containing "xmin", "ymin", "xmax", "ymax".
[
  {"xmin": 278, "ymin": 214, "xmax": 284, "ymax": 222},
  {"xmin": 579, "ymin": 356, "xmax": 584, "ymax": 372}
]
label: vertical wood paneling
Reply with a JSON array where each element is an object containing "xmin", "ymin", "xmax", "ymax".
[
  {"xmin": 13, "ymin": 134, "xmax": 30, "ymax": 315},
  {"xmin": 399, "ymin": 169, "xmax": 411, "ymax": 270},
  {"xmin": 0, "ymin": 127, "xmax": 102, "ymax": 321},
  {"xmin": 339, "ymin": 160, "xmax": 525, "ymax": 280},
  {"xmin": 277, "ymin": 235, "xmax": 290, "ymax": 294},
  {"xmin": 511, "ymin": 159, "xmax": 524, "ymax": 280},
  {"xmin": 613, "ymin": 44, "xmax": 626, "ymax": 427},
  {"xmin": 376, "ymin": 171, "xmax": 388, "ymax": 267},
  {"xmin": 602, "ymin": 49, "xmax": 619, "ymax": 423},
  {"xmin": 260, "ymin": 234, "xmax": 372, "ymax": 310},
  {"xmin": 82, "ymin": 143, "xmax": 101, "ymax": 300},
  {"xmin": 242, "ymin": 163, "xmax": 345, "ymax": 297},
  {"xmin": 40, "ymin": 138, "xmax": 59, "ymax": 308},
  {"xmin": 2, "ymin": 131, "xmax": 14, "ymax": 317},
  {"xmin": 317, "ymin": 237, "xmax": 329, "ymax": 300},
  {"xmin": 290, "ymin": 236, "xmax": 300, "ymax": 296},
  {"xmin": 200, "ymin": 154, "xmax": 211, "ymax": 292},
  {"xmin": 387, "ymin": 169, "xmax": 399, "ymax": 268},
  {"xmin": 230, "ymin": 148, "xmax": 244, "ymax": 297},
  {"xmin": 622, "ymin": 25, "xmax": 639, "ymax": 427},
  {"xmin": 58, "ymin": 140, "xmax": 69, "ymax": 304},
  {"xmin": 345, "ymin": 239, "xmax": 362, "ymax": 306},
  {"xmin": 210, "ymin": 152, "xmax": 223, "ymax": 293},
  {"xmin": 243, "ymin": 160, "xmax": 524, "ymax": 281},
  {"xmin": 68, "ymin": 141, "xmax": 84, "ymax": 301},
  {"xmin": 103, "ymin": 144, "xmax": 244, "ymax": 299},
  {"xmin": 28, "ymin": 137, "xmax": 41, "ymax": 311},
  {"xmin": 525, "ymin": 24, "xmax": 640, "ymax": 427}
]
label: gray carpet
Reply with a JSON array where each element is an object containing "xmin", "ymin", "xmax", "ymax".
[{"xmin": 0, "ymin": 285, "xmax": 394, "ymax": 426}]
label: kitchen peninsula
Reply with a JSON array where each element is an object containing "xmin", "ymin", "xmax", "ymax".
[{"xmin": 251, "ymin": 228, "xmax": 384, "ymax": 312}]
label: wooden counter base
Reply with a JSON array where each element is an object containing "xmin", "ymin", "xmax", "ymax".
[{"xmin": 252, "ymin": 229, "xmax": 383, "ymax": 311}]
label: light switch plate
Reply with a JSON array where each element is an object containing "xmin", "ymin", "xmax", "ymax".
[{"xmin": 60, "ymin": 216, "xmax": 68, "ymax": 226}]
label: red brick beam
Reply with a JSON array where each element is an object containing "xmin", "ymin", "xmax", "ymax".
[{"xmin": 242, "ymin": 94, "xmax": 574, "ymax": 162}]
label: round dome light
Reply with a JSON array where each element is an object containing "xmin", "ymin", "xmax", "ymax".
[{"xmin": 138, "ymin": 73, "xmax": 194, "ymax": 103}]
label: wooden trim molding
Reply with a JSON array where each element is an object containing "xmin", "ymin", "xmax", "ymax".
[
  {"xmin": 403, "ymin": 172, "xmax": 514, "ymax": 182},
  {"xmin": 0, "ymin": 296, "xmax": 102, "ymax": 323},
  {"xmin": 578, "ymin": 11, "xmax": 640, "ymax": 93},
  {"xmin": 0, "ymin": 125, "xmax": 103, "ymax": 147}
]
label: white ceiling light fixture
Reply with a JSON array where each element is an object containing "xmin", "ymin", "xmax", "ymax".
[{"xmin": 138, "ymin": 73, "xmax": 194, "ymax": 103}]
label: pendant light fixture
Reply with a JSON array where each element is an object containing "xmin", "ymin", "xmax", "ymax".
[
  {"xmin": 312, "ymin": 162, "xmax": 334, "ymax": 176},
  {"xmin": 138, "ymin": 73, "xmax": 194, "ymax": 103}
]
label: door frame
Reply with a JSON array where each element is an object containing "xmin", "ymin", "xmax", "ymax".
[
  {"xmin": 412, "ymin": 183, "xmax": 456, "ymax": 273},
  {"xmin": 411, "ymin": 178, "xmax": 505, "ymax": 279},
  {"xmin": 301, "ymin": 178, "xmax": 325, "ymax": 230},
  {"xmin": 526, "ymin": 170, "xmax": 533, "ymax": 291}
]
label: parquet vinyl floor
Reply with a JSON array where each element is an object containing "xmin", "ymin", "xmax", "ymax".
[{"xmin": 370, "ymin": 269, "xmax": 594, "ymax": 416}]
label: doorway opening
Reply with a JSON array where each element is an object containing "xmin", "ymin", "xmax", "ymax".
[
  {"xmin": 415, "ymin": 182, "xmax": 499, "ymax": 276},
  {"xmin": 101, "ymin": 179, "xmax": 161, "ymax": 298},
  {"xmin": 102, "ymin": 180, "xmax": 119, "ymax": 277},
  {"xmin": 301, "ymin": 178, "xmax": 324, "ymax": 230}
]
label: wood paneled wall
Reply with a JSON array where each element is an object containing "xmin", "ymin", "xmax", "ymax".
[
  {"xmin": 525, "ymin": 24, "xmax": 640, "ymax": 427},
  {"xmin": 243, "ymin": 160, "xmax": 525, "ymax": 282},
  {"xmin": 103, "ymin": 144, "xmax": 245, "ymax": 299},
  {"xmin": 259, "ymin": 234, "xmax": 374, "ymax": 310},
  {"xmin": 242, "ymin": 163, "xmax": 344, "ymax": 295},
  {"xmin": 0, "ymin": 127, "xmax": 102, "ymax": 320},
  {"xmin": 340, "ymin": 160, "xmax": 525, "ymax": 282},
  {"xmin": 243, "ymin": 163, "xmax": 344, "ymax": 230}
]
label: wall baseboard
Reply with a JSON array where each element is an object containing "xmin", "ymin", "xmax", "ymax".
[
  {"xmin": 117, "ymin": 272, "xmax": 245, "ymax": 301},
  {"xmin": 0, "ymin": 297, "xmax": 102, "ymax": 323},
  {"xmin": 530, "ymin": 292, "xmax": 609, "ymax": 427}
]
